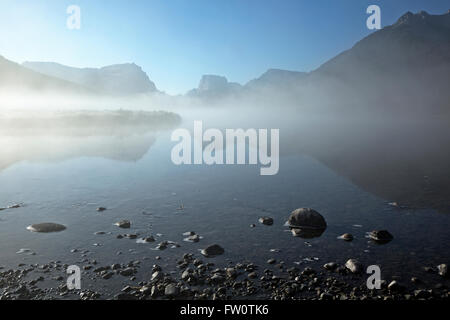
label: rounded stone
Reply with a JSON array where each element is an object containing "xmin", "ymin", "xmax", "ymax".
[
  {"xmin": 288, "ymin": 208, "xmax": 327, "ymax": 229},
  {"xmin": 369, "ymin": 230, "xmax": 393, "ymax": 243},
  {"xmin": 201, "ymin": 244, "xmax": 225, "ymax": 257},
  {"xmin": 258, "ymin": 217, "xmax": 274, "ymax": 226},
  {"xmin": 26, "ymin": 223, "xmax": 66, "ymax": 233}
]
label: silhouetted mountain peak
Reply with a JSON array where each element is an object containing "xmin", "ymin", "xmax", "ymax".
[{"xmin": 22, "ymin": 61, "xmax": 158, "ymax": 95}]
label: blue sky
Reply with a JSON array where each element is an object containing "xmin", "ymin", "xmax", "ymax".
[{"xmin": 0, "ymin": 0, "xmax": 448, "ymax": 94}]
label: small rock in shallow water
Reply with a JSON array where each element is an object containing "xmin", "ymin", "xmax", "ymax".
[
  {"xmin": 27, "ymin": 223, "xmax": 66, "ymax": 233},
  {"xmin": 323, "ymin": 262, "xmax": 337, "ymax": 270},
  {"xmin": 259, "ymin": 217, "xmax": 274, "ymax": 226},
  {"xmin": 345, "ymin": 259, "xmax": 362, "ymax": 273},
  {"xmin": 186, "ymin": 234, "xmax": 200, "ymax": 242},
  {"xmin": 437, "ymin": 264, "xmax": 448, "ymax": 277},
  {"xmin": 114, "ymin": 220, "xmax": 131, "ymax": 228},
  {"xmin": 119, "ymin": 268, "xmax": 135, "ymax": 277},
  {"xmin": 16, "ymin": 248, "xmax": 34, "ymax": 255},
  {"xmin": 368, "ymin": 230, "xmax": 393, "ymax": 243},
  {"xmin": 201, "ymin": 244, "xmax": 225, "ymax": 257},
  {"xmin": 338, "ymin": 233, "xmax": 353, "ymax": 241},
  {"xmin": 96, "ymin": 207, "xmax": 106, "ymax": 212},
  {"xmin": 136, "ymin": 236, "xmax": 155, "ymax": 243}
]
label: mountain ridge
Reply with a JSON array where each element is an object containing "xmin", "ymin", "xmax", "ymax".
[{"xmin": 22, "ymin": 61, "xmax": 158, "ymax": 95}]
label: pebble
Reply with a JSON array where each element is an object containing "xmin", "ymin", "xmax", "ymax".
[
  {"xmin": 345, "ymin": 259, "xmax": 362, "ymax": 273},
  {"xmin": 338, "ymin": 233, "xmax": 353, "ymax": 241},
  {"xmin": 258, "ymin": 217, "xmax": 274, "ymax": 226},
  {"xmin": 437, "ymin": 264, "xmax": 447, "ymax": 277}
]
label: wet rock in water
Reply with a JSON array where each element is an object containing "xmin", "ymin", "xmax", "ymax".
[
  {"xmin": 288, "ymin": 208, "xmax": 327, "ymax": 229},
  {"xmin": 345, "ymin": 259, "xmax": 362, "ymax": 273},
  {"xmin": 8, "ymin": 204, "xmax": 21, "ymax": 209},
  {"xmin": 259, "ymin": 217, "xmax": 274, "ymax": 226},
  {"xmin": 323, "ymin": 262, "xmax": 338, "ymax": 270},
  {"xmin": 437, "ymin": 264, "xmax": 448, "ymax": 277},
  {"xmin": 119, "ymin": 268, "xmax": 135, "ymax": 277},
  {"xmin": 137, "ymin": 236, "xmax": 155, "ymax": 243},
  {"xmin": 114, "ymin": 220, "xmax": 131, "ymax": 228},
  {"xmin": 96, "ymin": 207, "xmax": 106, "ymax": 212},
  {"xmin": 288, "ymin": 208, "xmax": 327, "ymax": 238},
  {"xmin": 388, "ymin": 202, "xmax": 399, "ymax": 207},
  {"xmin": 156, "ymin": 241, "xmax": 168, "ymax": 250},
  {"xmin": 369, "ymin": 230, "xmax": 393, "ymax": 243},
  {"xmin": 338, "ymin": 233, "xmax": 353, "ymax": 241},
  {"xmin": 123, "ymin": 234, "xmax": 137, "ymax": 239},
  {"xmin": 111, "ymin": 263, "xmax": 121, "ymax": 270},
  {"xmin": 201, "ymin": 244, "xmax": 224, "ymax": 257},
  {"xmin": 186, "ymin": 234, "xmax": 200, "ymax": 242},
  {"xmin": 27, "ymin": 223, "xmax": 66, "ymax": 233}
]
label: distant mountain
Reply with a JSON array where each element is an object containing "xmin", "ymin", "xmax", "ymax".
[
  {"xmin": 22, "ymin": 61, "xmax": 158, "ymax": 95},
  {"xmin": 187, "ymin": 10, "xmax": 450, "ymax": 115},
  {"xmin": 306, "ymin": 10, "xmax": 450, "ymax": 115},
  {"xmin": 0, "ymin": 55, "xmax": 92, "ymax": 94},
  {"xmin": 187, "ymin": 74, "xmax": 242, "ymax": 98},
  {"xmin": 245, "ymin": 69, "xmax": 307, "ymax": 90}
]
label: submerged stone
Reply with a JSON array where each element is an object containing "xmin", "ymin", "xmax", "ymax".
[
  {"xmin": 27, "ymin": 223, "xmax": 66, "ymax": 233},
  {"xmin": 201, "ymin": 244, "xmax": 224, "ymax": 257},
  {"xmin": 259, "ymin": 217, "xmax": 274, "ymax": 226},
  {"xmin": 338, "ymin": 233, "xmax": 354, "ymax": 241},
  {"xmin": 369, "ymin": 230, "xmax": 393, "ymax": 243},
  {"xmin": 114, "ymin": 220, "xmax": 131, "ymax": 228}
]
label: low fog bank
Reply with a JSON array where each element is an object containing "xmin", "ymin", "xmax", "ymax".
[{"xmin": 0, "ymin": 109, "xmax": 181, "ymax": 137}]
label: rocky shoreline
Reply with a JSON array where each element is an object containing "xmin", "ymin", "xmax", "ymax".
[
  {"xmin": 1, "ymin": 206, "xmax": 448, "ymax": 300},
  {"xmin": 0, "ymin": 252, "xmax": 448, "ymax": 300}
]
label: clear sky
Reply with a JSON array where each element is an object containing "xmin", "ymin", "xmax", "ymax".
[{"xmin": 0, "ymin": 0, "xmax": 448, "ymax": 94}]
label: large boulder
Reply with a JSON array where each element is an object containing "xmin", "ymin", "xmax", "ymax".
[{"xmin": 288, "ymin": 208, "xmax": 327, "ymax": 229}]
